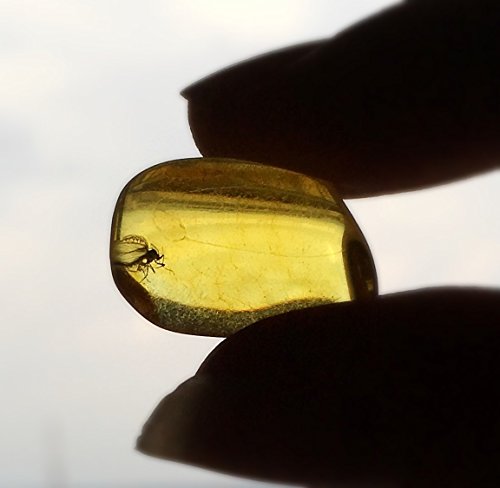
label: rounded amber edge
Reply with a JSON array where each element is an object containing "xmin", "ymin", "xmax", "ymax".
[{"xmin": 110, "ymin": 156, "xmax": 379, "ymax": 335}]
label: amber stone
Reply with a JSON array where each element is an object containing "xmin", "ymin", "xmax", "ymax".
[{"xmin": 110, "ymin": 158, "xmax": 377, "ymax": 336}]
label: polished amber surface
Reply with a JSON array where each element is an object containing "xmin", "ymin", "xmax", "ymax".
[{"xmin": 110, "ymin": 158, "xmax": 377, "ymax": 336}]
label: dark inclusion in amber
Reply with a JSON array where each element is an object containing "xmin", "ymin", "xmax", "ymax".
[{"xmin": 110, "ymin": 158, "xmax": 377, "ymax": 336}]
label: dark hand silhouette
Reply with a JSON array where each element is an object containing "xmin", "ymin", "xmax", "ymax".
[{"xmin": 138, "ymin": 1, "xmax": 500, "ymax": 486}]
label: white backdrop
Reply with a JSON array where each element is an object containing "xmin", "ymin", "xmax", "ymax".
[{"xmin": 1, "ymin": 1, "xmax": 499, "ymax": 486}]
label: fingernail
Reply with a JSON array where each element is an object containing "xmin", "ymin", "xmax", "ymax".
[
  {"xmin": 137, "ymin": 376, "xmax": 222, "ymax": 464},
  {"xmin": 180, "ymin": 77, "xmax": 210, "ymax": 100},
  {"xmin": 180, "ymin": 40, "xmax": 321, "ymax": 100}
]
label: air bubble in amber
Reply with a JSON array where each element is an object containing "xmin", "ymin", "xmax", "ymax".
[{"xmin": 110, "ymin": 158, "xmax": 377, "ymax": 336}]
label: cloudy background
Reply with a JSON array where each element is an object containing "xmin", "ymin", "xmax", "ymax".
[{"xmin": 1, "ymin": 1, "xmax": 499, "ymax": 486}]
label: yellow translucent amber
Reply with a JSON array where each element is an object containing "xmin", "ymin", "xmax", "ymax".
[{"xmin": 110, "ymin": 158, "xmax": 377, "ymax": 336}]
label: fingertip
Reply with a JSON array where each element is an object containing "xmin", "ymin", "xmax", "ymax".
[
  {"xmin": 139, "ymin": 288, "xmax": 500, "ymax": 485},
  {"xmin": 182, "ymin": 1, "xmax": 500, "ymax": 197}
]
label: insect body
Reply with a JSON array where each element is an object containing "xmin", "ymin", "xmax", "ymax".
[{"xmin": 112, "ymin": 235, "xmax": 165, "ymax": 281}]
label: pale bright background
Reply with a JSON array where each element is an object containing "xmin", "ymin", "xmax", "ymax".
[{"xmin": 1, "ymin": 1, "xmax": 499, "ymax": 487}]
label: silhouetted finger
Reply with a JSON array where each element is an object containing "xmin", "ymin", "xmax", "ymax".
[
  {"xmin": 138, "ymin": 287, "xmax": 500, "ymax": 487},
  {"xmin": 182, "ymin": 1, "xmax": 500, "ymax": 198}
]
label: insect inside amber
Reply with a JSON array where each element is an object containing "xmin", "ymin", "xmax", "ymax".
[
  {"xmin": 110, "ymin": 158, "xmax": 377, "ymax": 336},
  {"xmin": 112, "ymin": 235, "xmax": 165, "ymax": 281}
]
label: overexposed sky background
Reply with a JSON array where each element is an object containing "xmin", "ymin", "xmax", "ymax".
[{"xmin": 1, "ymin": 1, "xmax": 499, "ymax": 487}]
